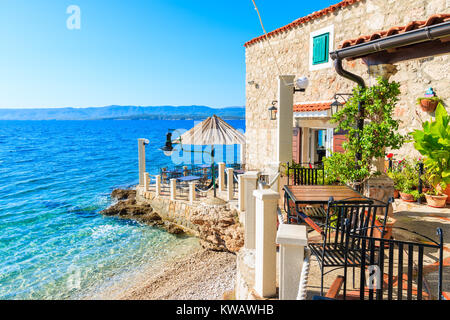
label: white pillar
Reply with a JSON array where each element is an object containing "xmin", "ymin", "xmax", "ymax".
[
  {"xmin": 242, "ymin": 171, "xmax": 260, "ymax": 249},
  {"xmin": 277, "ymin": 75, "xmax": 295, "ymax": 164},
  {"xmin": 170, "ymin": 178, "xmax": 177, "ymax": 201},
  {"xmin": 218, "ymin": 162, "xmax": 226, "ymax": 192},
  {"xmin": 253, "ymin": 189, "xmax": 279, "ymax": 298},
  {"xmin": 144, "ymin": 172, "xmax": 149, "ymax": 191},
  {"xmin": 226, "ymin": 168, "xmax": 234, "ymax": 201},
  {"xmin": 301, "ymin": 128, "xmax": 310, "ymax": 164},
  {"xmin": 189, "ymin": 182, "xmax": 196, "ymax": 204},
  {"xmin": 155, "ymin": 175, "xmax": 161, "ymax": 197},
  {"xmin": 238, "ymin": 174, "xmax": 245, "ymax": 211},
  {"xmin": 138, "ymin": 139, "xmax": 149, "ymax": 187},
  {"xmin": 276, "ymin": 224, "xmax": 308, "ymax": 300},
  {"xmin": 240, "ymin": 143, "xmax": 246, "ymax": 168}
]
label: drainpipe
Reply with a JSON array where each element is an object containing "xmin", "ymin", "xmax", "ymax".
[{"xmin": 333, "ymin": 58, "xmax": 366, "ymax": 169}]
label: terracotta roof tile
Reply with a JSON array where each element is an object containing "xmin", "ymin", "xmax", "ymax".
[
  {"xmin": 340, "ymin": 13, "xmax": 450, "ymax": 49},
  {"xmin": 293, "ymin": 102, "xmax": 331, "ymax": 112},
  {"xmin": 244, "ymin": 0, "xmax": 361, "ymax": 47}
]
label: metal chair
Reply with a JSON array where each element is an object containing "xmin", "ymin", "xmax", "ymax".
[
  {"xmin": 308, "ymin": 197, "xmax": 393, "ymax": 296},
  {"xmin": 324, "ymin": 224, "xmax": 445, "ymax": 300},
  {"xmin": 286, "ymin": 162, "xmax": 325, "ymax": 186}
]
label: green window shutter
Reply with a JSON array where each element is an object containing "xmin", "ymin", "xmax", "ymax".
[{"xmin": 312, "ymin": 33, "xmax": 329, "ymax": 65}]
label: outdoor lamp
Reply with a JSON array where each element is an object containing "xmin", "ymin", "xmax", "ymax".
[
  {"xmin": 294, "ymin": 76, "xmax": 309, "ymax": 93},
  {"xmin": 161, "ymin": 131, "xmax": 174, "ymax": 157},
  {"xmin": 268, "ymin": 101, "xmax": 278, "ymax": 121},
  {"xmin": 331, "ymin": 99, "xmax": 343, "ymax": 115}
]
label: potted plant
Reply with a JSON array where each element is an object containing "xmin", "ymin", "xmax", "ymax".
[
  {"xmin": 411, "ymin": 103, "xmax": 449, "ymax": 208},
  {"xmin": 416, "ymin": 88, "xmax": 443, "ymax": 113},
  {"xmin": 373, "ymin": 215, "xmax": 397, "ymax": 240}
]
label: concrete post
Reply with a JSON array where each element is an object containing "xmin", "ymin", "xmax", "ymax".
[
  {"xmin": 276, "ymin": 224, "xmax": 308, "ymax": 300},
  {"xmin": 138, "ymin": 139, "xmax": 149, "ymax": 187},
  {"xmin": 155, "ymin": 175, "xmax": 161, "ymax": 197},
  {"xmin": 189, "ymin": 181, "xmax": 196, "ymax": 204},
  {"xmin": 226, "ymin": 168, "xmax": 234, "ymax": 201},
  {"xmin": 277, "ymin": 75, "xmax": 295, "ymax": 164},
  {"xmin": 301, "ymin": 128, "xmax": 310, "ymax": 164},
  {"xmin": 218, "ymin": 162, "xmax": 226, "ymax": 192},
  {"xmin": 144, "ymin": 172, "xmax": 149, "ymax": 191},
  {"xmin": 253, "ymin": 189, "xmax": 279, "ymax": 298},
  {"xmin": 170, "ymin": 178, "xmax": 177, "ymax": 201},
  {"xmin": 242, "ymin": 171, "xmax": 260, "ymax": 249}
]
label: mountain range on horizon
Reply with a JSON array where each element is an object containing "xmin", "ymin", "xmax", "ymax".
[{"xmin": 0, "ymin": 105, "xmax": 245, "ymax": 121}]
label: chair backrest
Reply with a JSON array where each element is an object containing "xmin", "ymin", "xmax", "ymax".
[
  {"xmin": 286, "ymin": 162, "xmax": 325, "ymax": 185},
  {"xmin": 343, "ymin": 225, "xmax": 444, "ymax": 300},
  {"xmin": 322, "ymin": 197, "xmax": 393, "ymax": 250}
]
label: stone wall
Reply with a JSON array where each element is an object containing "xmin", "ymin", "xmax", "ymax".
[
  {"xmin": 136, "ymin": 187, "xmax": 244, "ymax": 253},
  {"xmin": 245, "ymin": 0, "xmax": 450, "ymax": 171}
]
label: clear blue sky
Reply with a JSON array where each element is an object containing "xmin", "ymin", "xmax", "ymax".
[{"xmin": 0, "ymin": 0, "xmax": 338, "ymax": 109}]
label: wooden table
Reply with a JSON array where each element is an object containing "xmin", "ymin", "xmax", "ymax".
[
  {"xmin": 283, "ymin": 185, "xmax": 370, "ymax": 233},
  {"xmin": 283, "ymin": 185, "xmax": 369, "ymax": 205}
]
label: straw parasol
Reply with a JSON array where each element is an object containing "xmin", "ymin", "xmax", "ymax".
[{"xmin": 173, "ymin": 115, "xmax": 245, "ymax": 197}]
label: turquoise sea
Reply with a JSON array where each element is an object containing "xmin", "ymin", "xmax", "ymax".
[{"xmin": 0, "ymin": 119, "xmax": 245, "ymax": 299}]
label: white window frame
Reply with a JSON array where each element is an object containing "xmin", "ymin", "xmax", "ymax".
[{"xmin": 309, "ymin": 25, "xmax": 334, "ymax": 71}]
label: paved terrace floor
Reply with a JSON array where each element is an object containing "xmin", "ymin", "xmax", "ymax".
[{"xmin": 303, "ymin": 200, "xmax": 450, "ymax": 300}]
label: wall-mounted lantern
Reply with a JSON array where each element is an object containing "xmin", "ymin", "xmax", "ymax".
[
  {"xmin": 331, "ymin": 93, "xmax": 352, "ymax": 116},
  {"xmin": 268, "ymin": 101, "xmax": 278, "ymax": 121}
]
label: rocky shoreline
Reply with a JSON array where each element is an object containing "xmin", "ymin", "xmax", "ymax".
[
  {"xmin": 100, "ymin": 188, "xmax": 244, "ymax": 253},
  {"xmin": 100, "ymin": 189, "xmax": 185, "ymax": 234}
]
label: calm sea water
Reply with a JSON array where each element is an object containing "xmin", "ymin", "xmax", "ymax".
[{"xmin": 0, "ymin": 119, "xmax": 245, "ymax": 300}]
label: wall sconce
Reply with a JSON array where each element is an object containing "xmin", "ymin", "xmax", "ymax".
[
  {"xmin": 294, "ymin": 76, "xmax": 309, "ymax": 93},
  {"xmin": 268, "ymin": 101, "xmax": 278, "ymax": 121},
  {"xmin": 331, "ymin": 93, "xmax": 352, "ymax": 115}
]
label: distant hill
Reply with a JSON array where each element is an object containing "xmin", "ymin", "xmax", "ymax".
[{"xmin": 0, "ymin": 105, "xmax": 245, "ymax": 120}]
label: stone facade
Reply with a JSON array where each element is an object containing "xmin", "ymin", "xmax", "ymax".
[{"xmin": 245, "ymin": 0, "xmax": 450, "ymax": 171}]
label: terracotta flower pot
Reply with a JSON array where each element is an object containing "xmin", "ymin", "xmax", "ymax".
[
  {"xmin": 400, "ymin": 192, "xmax": 415, "ymax": 202},
  {"xmin": 425, "ymin": 194, "xmax": 448, "ymax": 208},
  {"xmin": 419, "ymin": 99, "xmax": 438, "ymax": 112},
  {"xmin": 373, "ymin": 216, "xmax": 397, "ymax": 241},
  {"xmin": 393, "ymin": 189, "xmax": 400, "ymax": 199}
]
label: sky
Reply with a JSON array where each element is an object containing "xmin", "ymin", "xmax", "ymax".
[{"xmin": 0, "ymin": 0, "xmax": 339, "ymax": 109}]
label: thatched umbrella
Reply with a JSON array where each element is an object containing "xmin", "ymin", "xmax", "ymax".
[{"xmin": 163, "ymin": 115, "xmax": 245, "ymax": 197}]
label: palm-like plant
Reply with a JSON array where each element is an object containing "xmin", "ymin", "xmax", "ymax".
[{"xmin": 411, "ymin": 104, "xmax": 450, "ymax": 195}]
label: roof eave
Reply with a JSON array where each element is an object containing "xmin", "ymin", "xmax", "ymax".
[{"xmin": 330, "ymin": 21, "xmax": 450, "ymax": 61}]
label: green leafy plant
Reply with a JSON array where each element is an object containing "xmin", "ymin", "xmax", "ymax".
[
  {"xmin": 327, "ymin": 77, "xmax": 407, "ymax": 185},
  {"xmin": 411, "ymin": 103, "xmax": 450, "ymax": 195}
]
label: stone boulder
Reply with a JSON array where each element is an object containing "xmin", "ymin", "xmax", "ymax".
[{"xmin": 190, "ymin": 204, "xmax": 244, "ymax": 253}]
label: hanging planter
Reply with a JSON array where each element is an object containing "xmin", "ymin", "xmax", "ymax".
[
  {"xmin": 416, "ymin": 88, "xmax": 442, "ymax": 113},
  {"xmin": 418, "ymin": 99, "xmax": 439, "ymax": 112}
]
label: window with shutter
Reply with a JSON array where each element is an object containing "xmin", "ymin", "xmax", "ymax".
[{"xmin": 312, "ymin": 33, "xmax": 329, "ymax": 65}]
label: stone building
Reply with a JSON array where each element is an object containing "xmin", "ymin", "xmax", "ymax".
[{"xmin": 244, "ymin": 0, "xmax": 450, "ymax": 172}]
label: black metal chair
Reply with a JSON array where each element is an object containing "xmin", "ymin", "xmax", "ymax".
[
  {"xmin": 334, "ymin": 224, "xmax": 444, "ymax": 300},
  {"xmin": 286, "ymin": 162, "xmax": 325, "ymax": 186},
  {"xmin": 308, "ymin": 197, "xmax": 393, "ymax": 296}
]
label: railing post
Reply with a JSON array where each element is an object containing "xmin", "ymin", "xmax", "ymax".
[
  {"xmin": 155, "ymin": 175, "xmax": 161, "ymax": 197},
  {"xmin": 218, "ymin": 162, "xmax": 226, "ymax": 192},
  {"xmin": 189, "ymin": 181, "xmax": 196, "ymax": 204},
  {"xmin": 276, "ymin": 224, "xmax": 308, "ymax": 300},
  {"xmin": 144, "ymin": 172, "xmax": 149, "ymax": 191},
  {"xmin": 170, "ymin": 178, "xmax": 177, "ymax": 201},
  {"xmin": 138, "ymin": 138, "xmax": 149, "ymax": 187},
  {"xmin": 226, "ymin": 168, "xmax": 234, "ymax": 201},
  {"xmin": 238, "ymin": 174, "xmax": 245, "ymax": 211},
  {"xmin": 241, "ymin": 171, "xmax": 260, "ymax": 249},
  {"xmin": 253, "ymin": 188, "xmax": 279, "ymax": 298}
]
